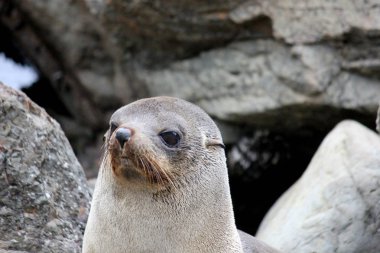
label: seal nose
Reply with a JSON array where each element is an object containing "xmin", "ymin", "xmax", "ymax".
[{"xmin": 115, "ymin": 128, "xmax": 132, "ymax": 148}]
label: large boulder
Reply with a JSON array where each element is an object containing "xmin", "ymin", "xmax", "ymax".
[
  {"xmin": 256, "ymin": 120, "xmax": 380, "ymax": 253},
  {"xmin": 0, "ymin": 83, "xmax": 91, "ymax": 252},
  {"xmin": 1, "ymin": 0, "xmax": 380, "ymax": 132}
]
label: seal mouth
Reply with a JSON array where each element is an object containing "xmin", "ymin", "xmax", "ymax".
[{"xmin": 104, "ymin": 136, "xmax": 177, "ymax": 188}]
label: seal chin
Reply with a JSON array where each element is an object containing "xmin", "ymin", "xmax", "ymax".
[
  {"xmin": 119, "ymin": 163, "xmax": 145, "ymax": 181},
  {"xmin": 109, "ymin": 149, "xmax": 145, "ymax": 182}
]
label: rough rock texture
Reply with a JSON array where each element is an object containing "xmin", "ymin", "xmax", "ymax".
[
  {"xmin": 256, "ymin": 120, "xmax": 380, "ymax": 253},
  {"xmin": 0, "ymin": 83, "xmax": 91, "ymax": 252},
  {"xmin": 230, "ymin": 1, "xmax": 380, "ymax": 44},
  {"xmin": 138, "ymin": 41, "xmax": 380, "ymax": 130},
  {"xmin": 1, "ymin": 0, "xmax": 379, "ymax": 132}
]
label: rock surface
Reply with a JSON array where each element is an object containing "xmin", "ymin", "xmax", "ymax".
[
  {"xmin": 138, "ymin": 41, "xmax": 380, "ymax": 130},
  {"xmin": 256, "ymin": 120, "xmax": 380, "ymax": 253},
  {"xmin": 377, "ymin": 105, "xmax": 380, "ymax": 133},
  {"xmin": 0, "ymin": 83, "xmax": 91, "ymax": 252},
  {"xmin": 1, "ymin": 0, "xmax": 379, "ymax": 132}
]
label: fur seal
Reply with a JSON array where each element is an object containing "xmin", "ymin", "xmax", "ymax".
[{"xmin": 82, "ymin": 96, "xmax": 281, "ymax": 253}]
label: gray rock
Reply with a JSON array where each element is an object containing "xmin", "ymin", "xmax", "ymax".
[
  {"xmin": 256, "ymin": 120, "xmax": 380, "ymax": 253},
  {"xmin": 0, "ymin": 83, "xmax": 91, "ymax": 252},
  {"xmin": 377, "ymin": 105, "xmax": 380, "ymax": 133},
  {"xmin": 230, "ymin": 0, "xmax": 380, "ymax": 44},
  {"xmin": 138, "ymin": 41, "xmax": 380, "ymax": 130},
  {"xmin": 0, "ymin": 250, "xmax": 29, "ymax": 253},
  {"xmin": 3, "ymin": 0, "xmax": 380, "ymax": 133}
]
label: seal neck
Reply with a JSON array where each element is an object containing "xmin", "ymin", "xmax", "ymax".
[{"xmin": 95, "ymin": 159, "xmax": 243, "ymax": 252}]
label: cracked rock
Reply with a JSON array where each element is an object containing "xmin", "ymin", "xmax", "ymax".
[
  {"xmin": 2, "ymin": 1, "xmax": 380, "ymax": 135},
  {"xmin": 138, "ymin": 41, "xmax": 380, "ymax": 131}
]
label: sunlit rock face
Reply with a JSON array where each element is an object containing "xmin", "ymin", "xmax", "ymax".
[{"xmin": 257, "ymin": 120, "xmax": 380, "ymax": 253}]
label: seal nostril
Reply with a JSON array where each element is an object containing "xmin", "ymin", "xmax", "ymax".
[{"xmin": 115, "ymin": 128, "xmax": 132, "ymax": 148}]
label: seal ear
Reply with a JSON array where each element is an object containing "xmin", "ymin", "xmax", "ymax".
[{"xmin": 205, "ymin": 138, "xmax": 225, "ymax": 149}]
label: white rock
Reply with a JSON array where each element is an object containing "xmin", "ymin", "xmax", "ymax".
[{"xmin": 256, "ymin": 120, "xmax": 380, "ymax": 253}]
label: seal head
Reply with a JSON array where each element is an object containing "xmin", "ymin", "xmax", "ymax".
[{"xmin": 103, "ymin": 96, "xmax": 224, "ymax": 191}]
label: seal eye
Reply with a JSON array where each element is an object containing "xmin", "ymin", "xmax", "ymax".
[
  {"xmin": 159, "ymin": 131, "xmax": 180, "ymax": 147},
  {"xmin": 110, "ymin": 122, "xmax": 118, "ymax": 134}
]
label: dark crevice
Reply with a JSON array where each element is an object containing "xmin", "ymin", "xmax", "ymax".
[
  {"xmin": 21, "ymin": 77, "xmax": 72, "ymax": 118},
  {"xmin": 0, "ymin": 23, "xmax": 26, "ymax": 65},
  {"xmin": 236, "ymin": 15, "xmax": 274, "ymax": 40},
  {"xmin": 226, "ymin": 104, "xmax": 377, "ymax": 134},
  {"xmin": 229, "ymin": 130, "xmax": 324, "ymax": 235}
]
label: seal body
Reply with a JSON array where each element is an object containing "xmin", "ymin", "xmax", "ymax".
[{"xmin": 82, "ymin": 97, "xmax": 280, "ymax": 253}]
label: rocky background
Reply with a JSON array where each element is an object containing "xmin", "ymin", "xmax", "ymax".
[{"xmin": 0, "ymin": 0, "xmax": 380, "ymax": 252}]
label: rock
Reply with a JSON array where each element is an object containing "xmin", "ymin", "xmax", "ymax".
[
  {"xmin": 0, "ymin": 250, "xmax": 29, "ymax": 253},
  {"xmin": 230, "ymin": 1, "xmax": 380, "ymax": 44},
  {"xmin": 1, "ymin": 0, "xmax": 379, "ymax": 133},
  {"xmin": 256, "ymin": 120, "xmax": 380, "ymax": 253},
  {"xmin": 138, "ymin": 41, "xmax": 380, "ymax": 131},
  {"xmin": 0, "ymin": 83, "xmax": 91, "ymax": 252},
  {"xmin": 0, "ymin": 1, "xmax": 119, "ymax": 129},
  {"xmin": 377, "ymin": 105, "xmax": 380, "ymax": 133}
]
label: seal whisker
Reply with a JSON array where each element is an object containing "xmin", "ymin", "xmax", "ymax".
[
  {"xmin": 99, "ymin": 149, "xmax": 108, "ymax": 175},
  {"xmin": 137, "ymin": 155, "xmax": 150, "ymax": 183},
  {"xmin": 144, "ymin": 157, "xmax": 164, "ymax": 185},
  {"xmin": 137, "ymin": 154, "xmax": 157, "ymax": 185},
  {"xmin": 147, "ymin": 156, "xmax": 177, "ymax": 191},
  {"xmin": 103, "ymin": 152, "xmax": 113, "ymax": 181},
  {"xmin": 139, "ymin": 146, "xmax": 161, "ymax": 184}
]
